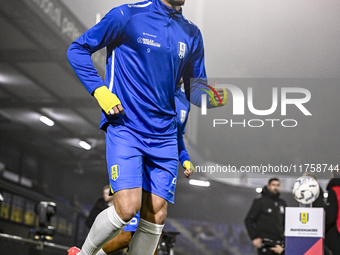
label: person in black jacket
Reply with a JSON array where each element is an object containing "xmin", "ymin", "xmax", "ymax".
[
  {"xmin": 85, "ymin": 185, "xmax": 113, "ymax": 229},
  {"xmin": 245, "ymin": 178, "xmax": 287, "ymax": 255},
  {"xmin": 325, "ymin": 172, "xmax": 340, "ymax": 255},
  {"xmin": 303, "ymin": 173, "xmax": 326, "ymax": 208}
]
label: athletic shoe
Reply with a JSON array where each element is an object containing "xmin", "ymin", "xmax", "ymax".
[{"xmin": 68, "ymin": 247, "xmax": 80, "ymax": 255}]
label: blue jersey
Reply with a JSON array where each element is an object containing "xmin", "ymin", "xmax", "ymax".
[
  {"xmin": 175, "ymin": 86, "xmax": 190, "ymax": 165},
  {"xmin": 67, "ymin": 0, "xmax": 208, "ymax": 138}
]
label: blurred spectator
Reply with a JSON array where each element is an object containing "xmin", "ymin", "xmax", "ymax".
[
  {"xmin": 195, "ymin": 225, "xmax": 215, "ymax": 241},
  {"xmin": 226, "ymin": 224, "xmax": 236, "ymax": 244},
  {"xmin": 85, "ymin": 185, "xmax": 113, "ymax": 229},
  {"xmin": 325, "ymin": 172, "xmax": 340, "ymax": 255},
  {"xmin": 245, "ymin": 178, "xmax": 286, "ymax": 255},
  {"xmin": 239, "ymin": 228, "xmax": 250, "ymax": 249}
]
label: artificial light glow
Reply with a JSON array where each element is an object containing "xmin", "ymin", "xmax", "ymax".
[
  {"xmin": 79, "ymin": 141, "xmax": 91, "ymax": 150},
  {"xmin": 323, "ymin": 192, "xmax": 328, "ymax": 198},
  {"xmin": 189, "ymin": 179, "xmax": 210, "ymax": 187},
  {"xmin": 39, "ymin": 116, "xmax": 54, "ymax": 126},
  {"xmin": 256, "ymin": 187, "xmax": 262, "ymax": 193}
]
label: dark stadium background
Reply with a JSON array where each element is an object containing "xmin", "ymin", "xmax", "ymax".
[{"xmin": 0, "ymin": 0, "xmax": 339, "ymax": 254}]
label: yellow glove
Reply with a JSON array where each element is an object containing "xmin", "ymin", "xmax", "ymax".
[
  {"xmin": 93, "ymin": 86, "xmax": 122, "ymax": 114},
  {"xmin": 200, "ymin": 84, "xmax": 228, "ymax": 107},
  {"xmin": 183, "ymin": 161, "xmax": 195, "ymax": 173},
  {"xmin": 208, "ymin": 87, "xmax": 228, "ymax": 107}
]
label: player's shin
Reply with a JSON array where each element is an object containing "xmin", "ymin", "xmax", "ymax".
[
  {"xmin": 127, "ymin": 218, "xmax": 164, "ymax": 255},
  {"xmin": 79, "ymin": 205, "xmax": 129, "ymax": 255}
]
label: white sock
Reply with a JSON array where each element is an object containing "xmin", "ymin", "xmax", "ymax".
[
  {"xmin": 128, "ymin": 218, "xmax": 164, "ymax": 255},
  {"xmin": 79, "ymin": 206, "xmax": 128, "ymax": 255},
  {"xmin": 95, "ymin": 249, "xmax": 107, "ymax": 255}
]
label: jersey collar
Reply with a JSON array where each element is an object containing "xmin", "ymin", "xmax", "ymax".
[{"xmin": 152, "ymin": 0, "xmax": 183, "ymax": 17}]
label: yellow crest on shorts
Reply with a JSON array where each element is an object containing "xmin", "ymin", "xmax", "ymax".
[
  {"xmin": 111, "ymin": 165, "xmax": 120, "ymax": 181},
  {"xmin": 300, "ymin": 212, "xmax": 309, "ymax": 224}
]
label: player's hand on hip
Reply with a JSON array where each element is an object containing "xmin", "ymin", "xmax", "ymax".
[
  {"xmin": 184, "ymin": 169, "xmax": 194, "ymax": 178},
  {"xmin": 270, "ymin": 244, "xmax": 284, "ymax": 254},
  {"xmin": 109, "ymin": 104, "xmax": 124, "ymax": 116},
  {"xmin": 93, "ymin": 86, "xmax": 125, "ymax": 115},
  {"xmin": 183, "ymin": 161, "xmax": 195, "ymax": 178},
  {"xmin": 208, "ymin": 83, "xmax": 227, "ymax": 107},
  {"xmin": 252, "ymin": 238, "xmax": 262, "ymax": 248},
  {"xmin": 213, "ymin": 88, "xmax": 227, "ymax": 106}
]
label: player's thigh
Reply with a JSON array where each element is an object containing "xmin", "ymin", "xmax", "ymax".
[
  {"xmin": 113, "ymin": 188, "xmax": 142, "ymax": 220},
  {"xmin": 142, "ymin": 138, "xmax": 178, "ymax": 204},
  {"xmin": 105, "ymin": 125, "xmax": 144, "ymax": 192},
  {"xmin": 140, "ymin": 190, "xmax": 168, "ymax": 224}
]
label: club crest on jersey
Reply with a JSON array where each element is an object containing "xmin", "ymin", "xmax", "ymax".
[
  {"xmin": 178, "ymin": 42, "xmax": 187, "ymax": 59},
  {"xmin": 180, "ymin": 110, "xmax": 187, "ymax": 123},
  {"xmin": 111, "ymin": 165, "xmax": 120, "ymax": 181}
]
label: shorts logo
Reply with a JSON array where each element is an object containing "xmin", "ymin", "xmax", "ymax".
[
  {"xmin": 178, "ymin": 42, "xmax": 187, "ymax": 59},
  {"xmin": 130, "ymin": 217, "xmax": 138, "ymax": 225},
  {"xmin": 172, "ymin": 177, "xmax": 177, "ymax": 185},
  {"xmin": 180, "ymin": 110, "xmax": 187, "ymax": 123},
  {"xmin": 111, "ymin": 165, "xmax": 120, "ymax": 181},
  {"xmin": 300, "ymin": 212, "xmax": 309, "ymax": 224}
]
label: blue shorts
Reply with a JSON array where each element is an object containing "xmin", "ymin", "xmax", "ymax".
[
  {"xmin": 105, "ymin": 125, "xmax": 178, "ymax": 204},
  {"xmin": 124, "ymin": 211, "xmax": 140, "ymax": 232}
]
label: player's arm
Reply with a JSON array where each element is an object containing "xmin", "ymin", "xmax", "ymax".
[
  {"xmin": 183, "ymin": 30, "xmax": 227, "ymax": 108},
  {"xmin": 67, "ymin": 7, "xmax": 128, "ymax": 115},
  {"xmin": 244, "ymin": 199, "xmax": 262, "ymax": 246},
  {"xmin": 178, "ymin": 132, "xmax": 194, "ymax": 178}
]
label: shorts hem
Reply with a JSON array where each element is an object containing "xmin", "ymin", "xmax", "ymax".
[{"xmin": 142, "ymin": 188, "xmax": 175, "ymax": 204}]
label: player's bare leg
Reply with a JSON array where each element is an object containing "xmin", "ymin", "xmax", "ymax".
[
  {"xmin": 127, "ymin": 190, "xmax": 167, "ymax": 254},
  {"xmin": 113, "ymin": 188, "xmax": 142, "ymax": 222},
  {"xmin": 95, "ymin": 229, "xmax": 133, "ymax": 254},
  {"xmin": 77, "ymin": 188, "xmax": 141, "ymax": 255},
  {"xmin": 140, "ymin": 190, "xmax": 168, "ymax": 224}
]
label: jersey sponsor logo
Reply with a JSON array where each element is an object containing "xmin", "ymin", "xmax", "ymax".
[
  {"xmin": 137, "ymin": 37, "xmax": 161, "ymax": 48},
  {"xmin": 143, "ymin": 32, "xmax": 157, "ymax": 38},
  {"xmin": 180, "ymin": 110, "xmax": 187, "ymax": 123},
  {"xmin": 111, "ymin": 165, "xmax": 120, "ymax": 181},
  {"xmin": 300, "ymin": 212, "xmax": 309, "ymax": 224},
  {"xmin": 178, "ymin": 42, "xmax": 187, "ymax": 59}
]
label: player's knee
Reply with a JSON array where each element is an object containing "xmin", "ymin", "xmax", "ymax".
[
  {"xmin": 154, "ymin": 208, "xmax": 167, "ymax": 224},
  {"xmin": 114, "ymin": 202, "xmax": 141, "ymax": 222},
  {"xmin": 118, "ymin": 208, "xmax": 140, "ymax": 222}
]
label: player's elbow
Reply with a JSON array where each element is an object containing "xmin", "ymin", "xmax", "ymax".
[
  {"xmin": 66, "ymin": 42, "xmax": 88, "ymax": 64},
  {"xmin": 66, "ymin": 43, "xmax": 77, "ymax": 64}
]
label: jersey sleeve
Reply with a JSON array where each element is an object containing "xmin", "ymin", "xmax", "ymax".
[
  {"xmin": 178, "ymin": 109, "xmax": 190, "ymax": 166},
  {"xmin": 244, "ymin": 199, "xmax": 262, "ymax": 240},
  {"xmin": 67, "ymin": 6, "xmax": 129, "ymax": 95},
  {"xmin": 183, "ymin": 29, "xmax": 212, "ymax": 108}
]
